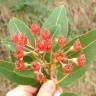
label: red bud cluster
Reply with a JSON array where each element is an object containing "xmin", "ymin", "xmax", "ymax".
[
  {"xmin": 56, "ymin": 36, "xmax": 67, "ymax": 46},
  {"xmin": 11, "ymin": 33, "xmax": 28, "ymax": 71},
  {"xmin": 11, "ymin": 23, "xmax": 86, "ymax": 82}
]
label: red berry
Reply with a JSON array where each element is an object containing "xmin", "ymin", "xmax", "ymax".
[
  {"xmin": 14, "ymin": 46, "xmax": 24, "ymax": 59},
  {"xmin": 31, "ymin": 23, "xmax": 40, "ymax": 34},
  {"xmin": 36, "ymin": 73, "xmax": 46, "ymax": 83},
  {"xmin": 16, "ymin": 60, "xmax": 25, "ymax": 71},
  {"xmin": 64, "ymin": 63, "xmax": 72, "ymax": 74},
  {"xmin": 41, "ymin": 29, "xmax": 51, "ymax": 40},
  {"xmin": 31, "ymin": 61, "xmax": 40, "ymax": 71},
  {"xmin": 19, "ymin": 33, "xmax": 27, "ymax": 46},
  {"xmin": 77, "ymin": 54, "xmax": 86, "ymax": 67},
  {"xmin": 57, "ymin": 36, "xmax": 67, "ymax": 46},
  {"xmin": 11, "ymin": 33, "xmax": 19, "ymax": 43},
  {"xmin": 73, "ymin": 39, "xmax": 81, "ymax": 52}
]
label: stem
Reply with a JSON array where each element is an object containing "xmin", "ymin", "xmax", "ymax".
[
  {"xmin": 24, "ymin": 63, "xmax": 31, "ymax": 67},
  {"xmin": 42, "ymin": 52, "xmax": 46, "ymax": 62},
  {"xmin": 24, "ymin": 47, "xmax": 31, "ymax": 52},
  {"xmin": 56, "ymin": 74, "xmax": 69, "ymax": 84},
  {"xmin": 24, "ymin": 51, "xmax": 39, "ymax": 57},
  {"xmin": 50, "ymin": 49, "xmax": 53, "ymax": 62},
  {"xmin": 50, "ymin": 63, "xmax": 56, "ymax": 79},
  {"xmin": 24, "ymin": 50, "xmax": 44, "ymax": 64},
  {"xmin": 64, "ymin": 48, "xmax": 71, "ymax": 54},
  {"xmin": 27, "ymin": 44, "xmax": 35, "ymax": 50},
  {"xmin": 60, "ymin": 61, "xmax": 66, "ymax": 67}
]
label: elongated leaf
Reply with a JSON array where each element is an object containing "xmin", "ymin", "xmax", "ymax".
[
  {"xmin": 8, "ymin": 17, "xmax": 34, "ymax": 44},
  {"xmin": 64, "ymin": 28, "xmax": 96, "ymax": 50},
  {"xmin": 61, "ymin": 92, "xmax": 77, "ymax": 96},
  {"xmin": 0, "ymin": 60, "xmax": 14, "ymax": 70},
  {"xmin": 14, "ymin": 69, "xmax": 36, "ymax": 78},
  {"xmin": 0, "ymin": 61, "xmax": 40, "ymax": 87},
  {"xmin": 0, "ymin": 67, "xmax": 39, "ymax": 87},
  {"xmin": 23, "ymin": 55, "xmax": 35, "ymax": 62},
  {"xmin": 57, "ymin": 29, "xmax": 96, "ymax": 87},
  {"xmin": 47, "ymin": 24, "xmax": 61, "ymax": 38},
  {"xmin": 1, "ymin": 37, "xmax": 16, "ymax": 51},
  {"xmin": 43, "ymin": 6, "xmax": 68, "ymax": 37}
]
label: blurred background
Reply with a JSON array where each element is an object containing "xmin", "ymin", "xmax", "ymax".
[{"xmin": 0, "ymin": 0, "xmax": 96, "ymax": 96}]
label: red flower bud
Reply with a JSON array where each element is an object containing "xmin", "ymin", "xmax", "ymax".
[
  {"xmin": 44, "ymin": 40, "xmax": 52, "ymax": 51},
  {"xmin": 31, "ymin": 61, "xmax": 40, "ymax": 71},
  {"xmin": 77, "ymin": 54, "xmax": 86, "ymax": 67},
  {"xmin": 41, "ymin": 29, "xmax": 51, "ymax": 40},
  {"xmin": 31, "ymin": 23, "xmax": 40, "ymax": 34},
  {"xmin": 53, "ymin": 50, "xmax": 67, "ymax": 63},
  {"xmin": 56, "ymin": 36, "xmax": 67, "ymax": 46},
  {"xmin": 64, "ymin": 63, "xmax": 72, "ymax": 74},
  {"xmin": 14, "ymin": 46, "xmax": 24, "ymax": 59},
  {"xmin": 72, "ymin": 39, "xmax": 81, "ymax": 52},
  {"xmin": 17, "ymin": 46, "xmax": 24, "ymax": 51},
  {"xmin": 36, "ymin": 73, "xmax": 46, "ymax": 83},
  {"xmin": 36, "ymin": 40, "xmax": 46, "ymax": 51},
  {"xmin": 70, "ymin": 54, "xmax": 86, "ymax": 67},
  {"xmin": 19, "ymin": 33, "xmax": 27, "ymax": 46},
  {"xmin": 11, "ymin": 33, "xmax": 19, "ymax": 43},
  {"xmin": 16, "ymin": 60, "xmax": 25, "ymax": 71}
]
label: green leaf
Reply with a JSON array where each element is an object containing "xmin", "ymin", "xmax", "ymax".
[
  {"xmin": 1, "ymin": 37, "xmax": 16, "ymax": 51},
  {"xmin": 14, "ymin": 69, "xmax": 36, "ymax": 78},
  {"xmin": 43, "ymin": 5, "xmax": 68, "ymax": 38},
  {"xmin": 0, "ymin": 60, "xmax": 40, "ymax": 87},
  {"xmin": 57, "ymin": 29, "xmax": 96, "ymax": 87},
  {"xmin": 61, "ymin": 92, "xmax": 77, "ymax": 96},
  {"xmin": 64, "ymin": 28, "xmax": 96, "ymax": 50},
  {"xmin": 0, "ymin": 60, "xmax": 14, "ymax": 70},
  {"xmin": 2, "ymin": 17, "xmax": 35, "ymax": 50},
  {"xmin": 8, "ymin": 17, "xmax": 34, "ymax": 44},
  {"xmin": 23, "ymin": 54, "xmax": 35, "ymax": 63}
]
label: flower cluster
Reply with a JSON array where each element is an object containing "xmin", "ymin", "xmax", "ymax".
[
  {"xmin": 35, "ymin": 28, "xmax": 52, "ymax": 52},
  {"xmin": 11, "ymin": 33, "xmax": 28, "ymax": 71},
  {"xmin": 11, "ymin": 23, "xmax": 86, "ymax": 83}
]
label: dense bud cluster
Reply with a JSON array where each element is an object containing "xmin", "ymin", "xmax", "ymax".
[
  {"xmin": 56, "ymin": 36, "xmax": 67, "ymax": 46},
  {"xmin": 11, "ymin": 23, "xmax": 86, "ymax": 82},
  {"xmin": 36, "ymin": 73, "xmax": 46, "ymax": 83},
  {"xmin": 53, "ymin": 50, "xmax": 67, "ymax": 63},
  {"xmin": 71, "ymin": 39, "xmax": 81, "ymax": 52},
  {"xmin": 31, "ymin": 23, "xmax": 40, "ymax": 34},
  {"xmin": 16, "ymin": 60, "xmax": 25, "ymax": 71},
  {"xmin": 40, "ymin": 29, "xmax": 51, "ymax": 40},
  {"xmin": 31, "ymin": 61, "xmax": 40, "ymax": 71},
  {"xmin": 11, "ymin": 33, "xmax": 28, "ymax": 71},
  {"xmin": 63, "ymin": 62, "xmax": 73, "ymax": 74}
]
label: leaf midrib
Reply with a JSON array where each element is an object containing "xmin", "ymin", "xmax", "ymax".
[
  {"xmin": 43, "ymin": 6, "xmax": 64, "ymax": 27},
  {"xmin": 56, "ymin": 7, "xmax": 63, "ymax": 25},
  {"xmin": 13, "ymin": 19, "xmax": 21, "ymax": 34}
]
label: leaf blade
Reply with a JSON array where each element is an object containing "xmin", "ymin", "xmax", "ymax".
[
  {"xmin": 43, "ymin": 6, "xmax": 68, "ymax": 37},
  {"xmin": 57, "ymin": 29, "xmax": 96, "ymax": 87},
  {"xmin": 0, "ymin": 60, "xmax": 39, "ymax": 87},
  {"xmin": 60, "ymin": 92, "xmax": 77, "ymax": 96},
  {"xmin": 8, "ymin": 17, "xmax": 34, "ymax": 44}
]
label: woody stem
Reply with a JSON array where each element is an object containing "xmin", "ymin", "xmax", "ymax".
[{"xmin": 50, "ymin": 63, "xmax": 56, "ymax": 80}]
